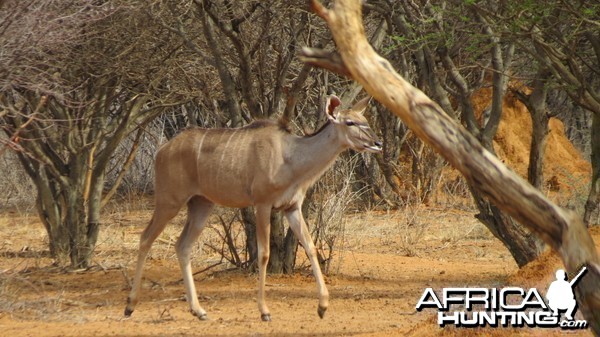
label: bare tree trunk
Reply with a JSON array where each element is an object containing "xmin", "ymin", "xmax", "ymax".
[
  {"xmin": 584, "ymin": 112, "xmax": 600, "ymax": 226},
  {"xmin": 194, "ymin": 2, "xmax": 323, "ymax": 273},
  {"xmin": 282, "ymin": 229, "xmax": 298, "ymax": 274},
  {"xmin": 267, "ymin": 212, "xmax": 286, "ymax": 274},
  {"xmin": 33, "ymin": 168, "xmax": 70, "ymax": 265},
  {"xmin": 472, "ymin": 188, "xmax": 544, "ymax": 267},
  {"xmin": 528, "ymin": 109, "xmax": 550, "ymax": 190},
  {"xmin": 268, "ymin": 188, "xmax": 317, "ymax": 274},
  {"xmin": 84, "ymin": 170, "xmax": 104, "ymax": 266},
  {"xmin": 241, "ymin": 207, "xmax": 258, "ymax": 270},
  {"xmin": 301, "ymin": 1, "xmax": 600, "ymax": 333},
  {"xmin": 22, "ymin": 157, "xmax": 99, "ymax": 268},
  {"xmin": 513, "ymin": 71, "xmax": 551, "ymax": 190},
  {"xmin": 374, "ymin": 103, "xmax": 406, "ymax": 200},
  {"xmin": 468, "ymin": 33, "xmax": 545, "ymax": 267},
  {"xmin": 199, "ymin": 9, "xmax": 243, "ymax": 127}
]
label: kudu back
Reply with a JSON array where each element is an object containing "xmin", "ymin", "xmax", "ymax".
[{"xmin": 125, "ymin": 95, "xmax": 382, "ymax": 321}]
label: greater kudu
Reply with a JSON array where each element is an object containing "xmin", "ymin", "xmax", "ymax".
[{"xmin": 124, "ymin": 95, "xmax": 382, "ymax": 321}]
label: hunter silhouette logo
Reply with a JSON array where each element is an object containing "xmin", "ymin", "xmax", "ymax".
[
  {"xmin": 416, "ymin": 266, "xmax": 588, "ymax": 329},
  {"xmin": 546, "ymin": 267, "xmax": 586, "ymax": 321}
]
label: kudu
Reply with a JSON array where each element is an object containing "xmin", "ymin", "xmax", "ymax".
[{"xmin": 124, "ymin": 95, "xmax": 382, "ymax": 321}]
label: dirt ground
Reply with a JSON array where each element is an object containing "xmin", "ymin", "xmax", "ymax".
[{"xmin": 0, "ymin": 203, "xmax": 598, "ymax": 337}]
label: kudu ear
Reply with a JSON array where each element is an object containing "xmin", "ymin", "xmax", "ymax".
[
  {"xmin": 352, "ymin": 96, "xmax": 372, "ymax": 115},
  {"xmin": 325, "ymin": 95, "xmax": 342, "ymax": 123}
]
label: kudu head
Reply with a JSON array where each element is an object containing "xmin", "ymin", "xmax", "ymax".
[{"xmin": 325, "ymin": 95, "xmax": 383, "ymax": 153}]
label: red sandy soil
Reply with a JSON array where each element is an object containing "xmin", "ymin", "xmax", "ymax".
[{"xmin": 471, "ymin": 86, "xmax": 591, "ymax": 189}]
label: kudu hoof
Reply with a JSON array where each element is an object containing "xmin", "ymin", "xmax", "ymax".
[
  {"xmin": 317, "ymin": 305, "xmax": 327, "ymax": 319},
  {"xmin": 192, "ymin": 311, "xmax": 208, "ymax": 321},
  {"xmin": 124, "ymin": 307, "xmax": 133, "ymax": 317},
  {"xmin": 261, "ymin": 313, "xmax": 272, "ymax": 322}
]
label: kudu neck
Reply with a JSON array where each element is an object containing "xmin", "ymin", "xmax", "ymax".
[{"xmin": 290, "ymin": 122, "xmax": 346, "ymax": 182}]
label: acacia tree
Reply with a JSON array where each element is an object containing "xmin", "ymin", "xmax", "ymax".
[
  {"xmin": 0, "ymin": 1, "xmax": 200, "ymax": 268},
  {"xmin": 302, "ymin": 0, "xmax": 600, "ymax": 332},
  {"xmin": 367, "ymin": 0, "xmax": 543, "ymax": 266},
  {"xmin": 487, "ymin": 0, "xmax": 600, "ymax": 225}
]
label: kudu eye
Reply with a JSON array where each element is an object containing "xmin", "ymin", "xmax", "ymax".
[{"xmin": 345, "ymin": 120, "xmax": 356, "ymax": 126}]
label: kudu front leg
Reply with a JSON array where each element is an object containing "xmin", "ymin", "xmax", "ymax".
[
  {"xmin": 255, "ymin": 205, "xmax": 272, "ymax": 321},
  {"xmin": 285, "ymin": 207, "xmax": 329, "ymax": 318}
]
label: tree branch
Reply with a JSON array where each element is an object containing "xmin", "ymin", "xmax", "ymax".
[
  {"xmin": 100, "ymin": 128, "xmax": 143, "ymax": 208},
  {"xmin": 299, "ymin": 48, "xmax": 350, "ymax": 77}
]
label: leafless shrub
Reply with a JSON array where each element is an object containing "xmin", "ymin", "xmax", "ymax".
[
  {"xmin": 310, "ymin": 154, "xmax": 365, "ymax": 274},
  {"xmin": 394, "ymin": 205, "xmax": 430, "ymax": 257},
  {"xmin": 205, "ymin": 210, "xmax": 247, "ymax": 269},
  {"xmin": 440, "ymin": 174, "xmax": 475, "ymax": 211},
  {"xmin": 105, "ymin": 120, "xmax": 166, "ymax": 197},
  {"xmin": 0, "ymin": 142, "xmax": 35, "ymax": 211},
  {"xmin": 0, "ymin": 1, "xmax": 118, "ymax": 98}
]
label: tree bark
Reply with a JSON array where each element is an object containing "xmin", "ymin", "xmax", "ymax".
[
  {"xmin": 282, "ymin": 229, "xmax": 298, "ymax": 274},
  {"xmin": 302, "ymin": 1, "xmax": 600, "ymax": 333},
  {"xmin": 241, "ymin": 207, "xmax": 258, "ymax": 270},
  {"xmin": 26, "ymin": 162, "xmax": 97, "ymax": 268},
  {"xmin": 584, "ymin": 112, "xmax": 600, "ymax": 226},
  {"xmin": 527, "ymin": 106, "xmax": 550, "ymax": 191},
  {"xmin": 523, "ymin": 23, "xmax": 600, "ymax": 227},
  {"xmin": 471, "ymin": 188, "xmax": 543, "ymax": 267},
  {"xmin": 512, "ymin": 71, "xmax": 551, "ymax": 191},
  {"xmin": 267, "ymin": 212, "xmax": 286, "ymax": 274},
  {"xmin": 33, "ymin": 168, "xmax": 70, "ymax": 265}
]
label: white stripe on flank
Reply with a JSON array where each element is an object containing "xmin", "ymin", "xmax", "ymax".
[
  {"xmin": 196, "ymin": 132, "xmax": 207, "ymax": 165},
  {"xmin": 220, "ymin": 129, "xmax": 238, "ymax": 165},
  {"xmin": 194, "ymin": 132, "xmax": 208, "ymax": 189},
  {"xmin": 230, "ymin": 132, "xmax": 241, "ymax": 177},
  {"xmin": 216, "ymin": 129, "xmax": 239, "ymax": 187},
  {"xmin": 241, "ymin": 132, "xmax": 250, "ymax": 185}
]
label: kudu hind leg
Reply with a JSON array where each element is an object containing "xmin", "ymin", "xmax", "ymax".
[
  {"xmin": 255, "ymin": 205, "xmax": 272, "ymax": 321},
  {"xmin": 124, "ymin": 202, "xmax": 181, "ymax": 317},
  {"xmin": 175, "ymin": 196, "xmax": 214, "ymax": 320},
  {"xmin": 285, "ymin": 207, "xmax": 329, "ymax": 318}
]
